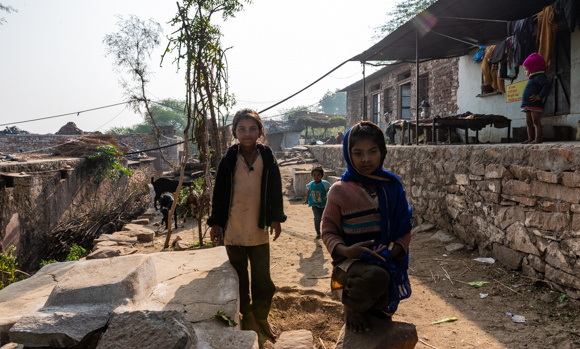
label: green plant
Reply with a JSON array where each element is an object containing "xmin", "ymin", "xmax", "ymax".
[
  {"xmin": 88, "ymin": 145, "xmax": 132, "ymax": 182},
  {"xmin": 65, "ymin": 244, "xmax": 86, "ymax": 261},
  {"xmin": 0, "ymin": 245, "xmax": 23, "ymax": 290},
  {"xmin": 559, "ymin": 294, "xmax": 567, "ymax": 304},
  {"xmin": 39, "ymin": 243, "xmax": 87, "ymax": 268}
]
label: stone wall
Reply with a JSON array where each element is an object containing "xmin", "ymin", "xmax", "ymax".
[
  {"xmin": 0, "ymin": 133, "xmax": 184, "ymax": 170},
  {"xmin": 0, "ymin": 158, "xmax": 155, "ymax": 271},
  {"xmin": 345, "ymin": 58, "xmax": 459, "ymax": 130},
  {"xmin": 309, "ymin": 143, "xmax": 580, "ymax": 298}
]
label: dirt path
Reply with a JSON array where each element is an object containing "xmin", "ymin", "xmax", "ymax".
[{"xmin": 134, "ymin": 164, "xmax": 580, "ymax": 349}]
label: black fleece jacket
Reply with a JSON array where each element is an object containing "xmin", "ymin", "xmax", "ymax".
[{"xmin": 207, "ymin": 143, "xmax": 287, "ymax": 230}]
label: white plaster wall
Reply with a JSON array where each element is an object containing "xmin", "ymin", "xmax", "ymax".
[
  {"xmin": 457, "ymin": 32, "xmax": 580, "ymax": 142},
  {"xmin": 282, "ymin": 132, "xmax": 301, "ymax": 149},
  {"xmin": 457, "ymin": 50, "xmax": 527, "ymax": 143}
]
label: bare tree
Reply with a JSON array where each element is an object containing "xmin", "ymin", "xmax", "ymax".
[
  {"xmin": 0, "ymin": 3, "xmax": 17, "ymax": 25},
  {"xmin": 103, "ymin": 15, "xmax": 174, "ymax": 167},
  {"xmin": 161, "ymin": 0, "xmax": 248, "ymax": 248}
]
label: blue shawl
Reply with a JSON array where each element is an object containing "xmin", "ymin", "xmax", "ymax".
[{"xmin": 340, "ymin": 126, "xmax": 413, "ymax": 314}]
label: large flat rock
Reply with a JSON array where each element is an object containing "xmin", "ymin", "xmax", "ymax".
[
  {"xmin": 9, "ymin": 255, "xmax": 157, "ymax": 347},
  {"xmin": 275, "ymin": 329, "xmax": 313, "ymax": 349},
  {"xmin": 333, "ymin": 318, "xmax": 418, "ymax": 349},
  {"xmin": 45, "ymin": 254, "xmax": 157, "ymax": 308},
  {"xmin": 135, "ymin": 247, "xmax": 240, "ymax": 325},
  {"xmin": 0, "ymin": 262, "xmax": 75, "ymax": 345}
]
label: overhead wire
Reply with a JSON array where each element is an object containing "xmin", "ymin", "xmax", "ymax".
[{"xmin": 0, "ymin": 101, "xmax": 131, "ymax": 128}]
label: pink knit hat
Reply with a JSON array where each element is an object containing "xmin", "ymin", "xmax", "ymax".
[{"xmin": 522, "ymin": 53, "xmax": 546, "ymax": 73}]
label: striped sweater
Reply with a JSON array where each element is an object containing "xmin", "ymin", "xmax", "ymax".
[{"xmin": 321, "ymin": 180, "xmax": 411, "ymax": 264}]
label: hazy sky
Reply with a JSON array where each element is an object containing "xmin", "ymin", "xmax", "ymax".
[{"xmin": 0, "ymin": 0, "xmax": 395, "ymax": 134}]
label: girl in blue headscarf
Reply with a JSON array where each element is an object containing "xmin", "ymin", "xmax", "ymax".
[{"xmin": 321, "ymin": 121, "xmax": 413, "ymax": 333}]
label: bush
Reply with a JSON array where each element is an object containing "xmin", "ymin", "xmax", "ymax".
[
  {"xmin": 1, "ymin": 246, "xmax": 24, "ymax": 290},
  {"xmin": 40, "ymin": 243, "xmax": 87, "ymax": 268}
]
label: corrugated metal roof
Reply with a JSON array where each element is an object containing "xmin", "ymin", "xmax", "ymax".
[{"xmin": 350, "ymin": 0, "xmax": 555, "ymax": 62}]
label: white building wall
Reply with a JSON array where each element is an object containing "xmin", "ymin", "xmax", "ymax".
[{"xmin": 457, "ymin": 30, "xmax": 580, "ymax": 142}]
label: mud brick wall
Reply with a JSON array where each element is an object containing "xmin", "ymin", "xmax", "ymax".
[
  {"xmin": 0, "ymin": 158, "xmax": 155, "ymax": 272},
  {"xmin": 309, "ymin": 143, "xmax": 580, "ymax": 298}
]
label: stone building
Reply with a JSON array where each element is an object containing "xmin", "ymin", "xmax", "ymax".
[
  {"xmin": 341, "ymin": 59, "xmax": 459, "ymax": 133},
  {"xmin": 343, "ymin": 0, "xmax": 580, "ymax": 143}
]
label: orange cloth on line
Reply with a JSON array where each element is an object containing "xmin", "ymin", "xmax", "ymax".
[
  {"xmin": 224, "ymin": 153, "xmax": 269, "ymax": 246},
  {"xmin": 537, "ymin": 5, "xmax": 558, "ymax": 73},
  {"xmin": 481, "ymin": 45, "xmax": 506, "ymax": 94}
]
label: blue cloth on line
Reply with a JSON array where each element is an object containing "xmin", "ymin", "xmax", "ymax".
[{"xmin": 340, "ymin": 126, "xmax": 413, "ymax": 315}]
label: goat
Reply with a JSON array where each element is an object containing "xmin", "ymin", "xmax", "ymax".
[
  {"xmin": 183, "ymin": 186, "xmax": 200, "ymax": 223},
  {"xmin": 151, "ymin": 177, "xmax": 191, "ymax": 210},
  {"xmin": 159, "ymin": 193, "xmax": 178, "ymax": 230}
]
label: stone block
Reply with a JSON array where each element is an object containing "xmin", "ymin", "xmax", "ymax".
[
  {"xmin": 500, "ymin": 200, "xmax": 517, "ymax": 206},
  {"xmin": 522, "ymin": 264, "xmax": 540, "ymax": 278},
  {"xmin": 469, "ymin": 174, "xmax": 484, "ymax": 181},
  {"xmin": 571, "ymin": 204, "xmax": 580, "ymax": 213},
  {"xmin": 535, "ymin": 236, "xmax": 549, "ymax": 253},
  {"xmin": 0, "ymin": 262, "xmax": 76, "ymax": 345},
  {"xmin": 411, "ymin": 223, "xmax": 436, "ymax": 235},
  {"xmin": 9, "ymin": 306, "xmax": 110, "ymax": 347},
  {"xmin": 130, "ymin": 218, "xmax": 150, "ymax": 225},
  {"xmin": 274, "ymin": 330, "xmax": 312, "ymax": 349},
  {"xmin": 333, "ymin": 318, "xmax": 417, "ymax": 349},
  {"xmin": 545, "ymin": 264, "xmax": 580, "ymax": 290},
  {"xmin": 528, "ymin": 254, "xmax": 547, "ymax": 273},
  {"xmin": 454, "ymin": 174, "xmax": 469, "ymax": 185},
  {"xmin": 470, "ymin": 163, "xmax": 485, "ymax": 176},
  {"xmin": 573, "ymin": 214, "xmax": 580, "ymax": 231},
  {"xmin": 545, "ymin": 243, "xmax": 574, "ymax": 274},
  {"xmin": 509, "ymin": 165, "xmax": 537, "ymax": 181},
  {"xmin": 480, "ymin": 191, "xmax": 500, "ymax": 204},
  {"xmin": 191, "ymin": 320, "xmax": 258, "ymax": 349},
  {"xmin": 531, "ymin": 181, "xmax": 580, "ymax": 204},
  {"xmin": 86, "ymin": 246, "xmax": 139, "ymax": 260},
  {"xmin": 431, "ymin": 231, "xmax": 455, "ymax": 243},
  {"xmin": 95, "ymin": 311, "xmax": 196, "ymax": 349},
  {"xmin": 93, "ymin": 234, "xmax": 138, "ymax": 245},
  {"xmin": 506, "ymin": 223, "xmax": 540, "ymax": 256},
  {"xmin": 445, "ymin": 243, "xmax": 465, "ymax": 252},
  {"xmin": 562, "ymin": 172, "xmax": 580, "ymax": 188},
  {"xmin": 492, "ymin": 243, "xmax": 523, "ymax": 270},
  {"xmin": 525, "ymin": 211, "xmax": 570, "ymax": 231},
  {"xmin": 500, "ymin": 194, "xmax": 536, "ymax": 206},
  {"xmin": 560, "ymin": 239, "xmax": 580, "ymax": 258},
  {"xmin": 503, "ymin": 180, "xmax": 531, "ymax": 197},
  {"xmin": 537, "ymin": 171, "xmax": 559, "ymax": 184},
  {"xmin": 540, "ymin": 201, "xmax": 570, "ymax": 212},
  {"xmin": 476, "ymin": 180, "xmax": 501, "ymax": 193},
  {"xmin": 485, "ymin": 164, "xmax": 509, "ymax": 179},
  {"xmin": 443, "ymin": 185, "xmax": 459, "ymax": 193}
]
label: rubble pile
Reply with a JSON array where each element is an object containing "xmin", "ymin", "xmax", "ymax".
[
  {"xmin": 55, "ymin": 122, "xmax": 84, "ymax": 135},
  {"xmin": 278, "ymin": 146, "xmax": 317, "ymax": 166}
]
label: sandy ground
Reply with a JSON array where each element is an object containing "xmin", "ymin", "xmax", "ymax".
[{"xmin": 134, "ymin": 164, "xmax": 580, "ymax": 349}]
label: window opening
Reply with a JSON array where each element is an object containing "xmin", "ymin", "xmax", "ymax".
[{"xmin": 400, "ymin": 83, "xmax": 411, "ymax": 120}]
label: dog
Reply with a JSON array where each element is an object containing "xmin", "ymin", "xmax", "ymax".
[
  {"xmin": 151, "ymin": 177, "xmax": 191, "ymax": 210},
  {"xmin": 159, "ymin": 193, "xmax": 178, "ymax": 230},
  {"xmin": 183, "ymin": 186, "xmax": 200, "ymax": 223}
]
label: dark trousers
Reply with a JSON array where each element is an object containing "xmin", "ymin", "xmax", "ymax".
[
  {"xmin": 334, "ymin": 261, "xmax": 391, "ymax": 313},
  {"xmin": 226, "ymin": 243, "xmax": 276, "ymax": 320},
  {"xmin": 312, "ymin": 206, "xmax": 324, "ymax": 236}
]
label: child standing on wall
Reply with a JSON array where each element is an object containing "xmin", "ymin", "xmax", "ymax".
[
  {"xmin": 321, "ymin": 121, "xmax": 413, "ymax": 332},
  {"xmin": 303, "ymin": 166, "xmax": 331, "ymax": 239},
  {"xmin": 521, "ymin": 53, "xmax": 552, "ymax": 144},
  {"xmin": 208, "ymin": 109, "xmax": 286, "ymax": 339}
]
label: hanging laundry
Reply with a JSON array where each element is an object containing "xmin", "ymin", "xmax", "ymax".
[
  {"xmin": 481, "ymin": 45, "xmax": 506, "ymax": 94},
  {"xmin": 553, "ymin": 0, "xmax": 580, "ymax": 32},
  {"xmin": 505, "ymin": 37, "xmax": 519, "ymax": 80},
  {"xmin": 490, "ymin": 39, "xmax": 507, "ymax": 64},
  {"xmin": 472, "ymin": 46, "xmax": 487, "ymax": 63},
  {"xmin": 537, "ymin": 5, "xmax": 559, "ymax": 72},
  {"xmin": 510, "ymin": 17, "xmax": 535, "ymax": 66}
]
